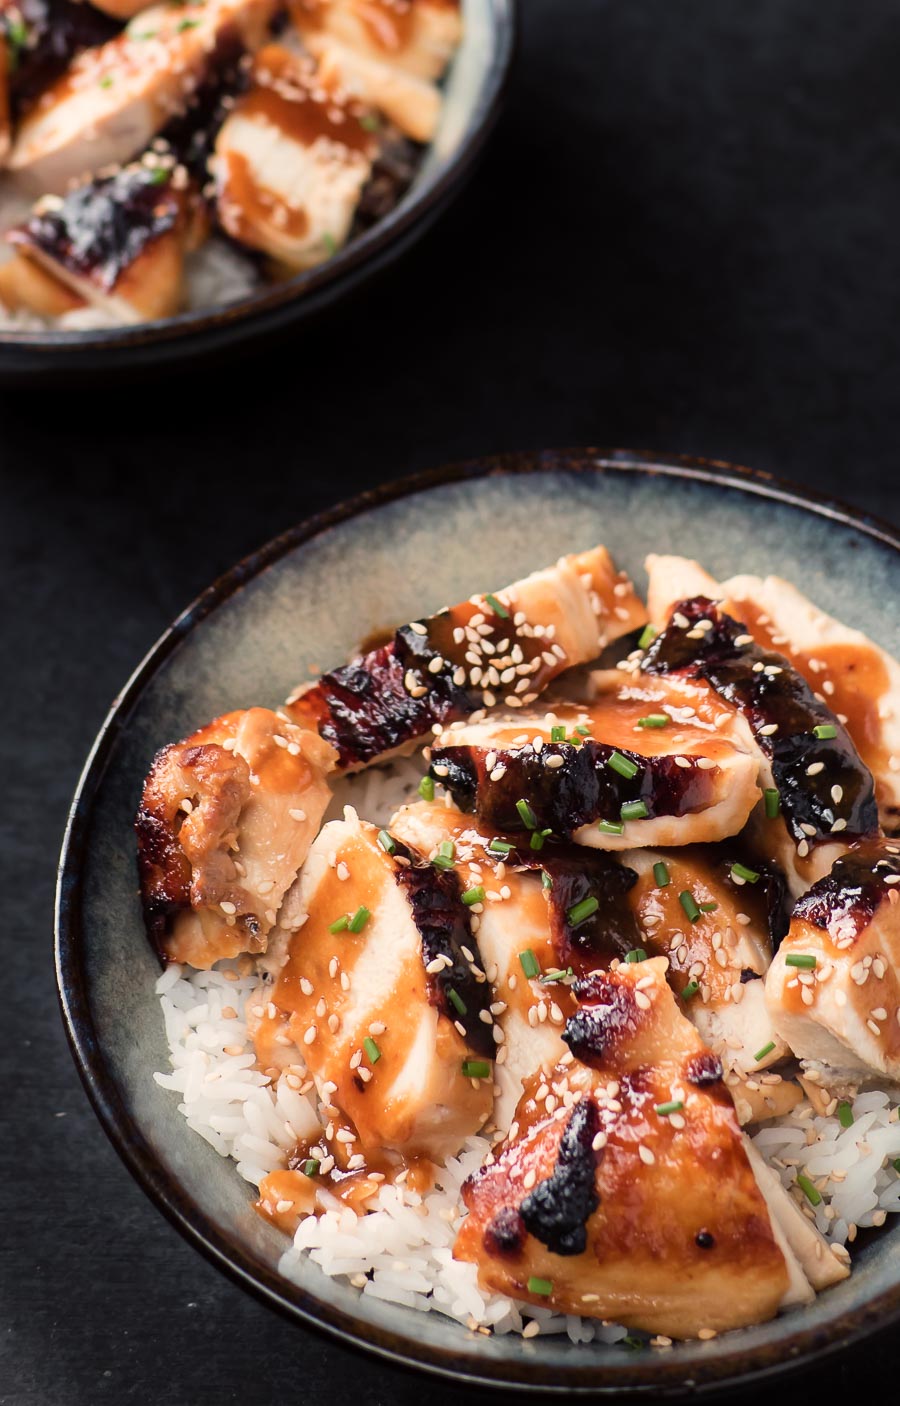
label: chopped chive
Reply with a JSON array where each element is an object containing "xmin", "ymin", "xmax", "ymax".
[
  {"xmin": 363, "ymin": 1036, "xmax": 381, "ymax": 1064},
  {"xmin": 575, "ymin": 724, "xmax": 591, "ymax": 736},
  {"xmin": 730, "ymin": 862, "xmax": 760, "ymax": 884},
  {"xmin": 653, "ymin": 860, "xmax": 670, "ymax": 888},
  {"xmin": 699, "ymin": 901, "xmax": 718, "ymax": 913},
  {"xmin": 516, "ymin": 798, "xmax": 538, "ymax": 829},
  {"xmin": 893, "ymin": 1158, "xmax": 900, "ymax": 1174},
  {"xmin": 518, "ymin": 949, "xmax": 541, "ymax": 979},
  {"xmin": 176, "ymin": 16, "xmax": 198, "ymax": 28},
  {"xmin": 301, "ymin": 1158, "xmax": 320, "ymax": 1177},
  {"xmin": 328, "ymin": 915, "xmax": 349, "ymax": 934},
  {"xmin": 679, "ymin": 891, "xmax": 701, "ymax": 923},
  {"xmin": 623, "ymin": 1336, "xmax": 645, "ymax": 1352},
  {"xmin": 448, "ymin": 987, "xmax": 467, "ymax": 1016},
  {"xmin": 7, "ymin": 17, "xmax": 28, "ymax": 48},
  {"xmin": 638, "ymin": 624, "xmax": 657, "ymax": 650},
  {"xmin": 322, "ymin": 232, "xmax": 337, "ymax": 256},
  {"xmin": 637, "ymin": 713, "xmax": 669, "ymax": 729},
  {"xmin": 488, "ymin": 837, "xmax": 514, "ymax": 855},
  {"xmin": 418, "ymin": 775, "xmax": 435, "ymax": 802},
  {"xmin": 485, "ymin": 593, "xmax": 509, "ymax": 619},
  {"xmin": 377, "ymin": 829, "xmax": 396, "ymax": 855},
  {"xmin": 462, "ymin": 885, "xmax": 485, "ymax": 906},
  {"xmin": 567, "ymin": 896, "xmax": 599, "ymax": 926},
  {"xmin": 813, "ymin": 723, "xmax": 837, "ymax": 740},
  {"xmin": 621, "ymin": 800, "xmax": 649, "ymax": 821},
  {"xmin": 754, "ymin": 1041, "xmax": 775, "ymax": 1063},
  {"xmin": 530, "ymin": 828, "xmax": 552, "ymax": 852},
  {"xmin": 462, "ymin": 1058, "xmax": 491, "ymax": 1079},
  {"xmin": 358, "ymin": 112, "xmax": 380, "ymax": 131},
  {"xmin": 681, "ymin": 979, "xmax": 700, "ymax": 999},
  {"xmin": 837, "ymin": 1101, "xmax": 854, "ymax": 1128},
  {"xmin": 597, "ymin": 819, "xmax": 625, "ymax": 836},
  {"xmin": 796, "ymin": 1173, "xmax": 821, "ymax": 1206},
  {"xmin": 607, "ymin": 751, "xmax": 639, "ymax": 780},
  {"xmin": 785, "ymin": 953, "xmax": 817, "ymax": 969},
  {"xmin": 99, "ymin": 73, "xmax": 113, "ymax": 87},
  {"xmin": 347, "ymin": 905, "xmax": 371, "ymax": 934},
  {"xmin": 147, "ymin": 167, "xmax": 169, "ymax": 184},
  {"xmin": 550, "ymin": 724, "xmax": 567, "ymax": 743},
  {"xmin": 764, "ymin": 787, "xmax": 781, "ymax": 818},
  {"xmin": 541, "ymin": 966, "xmax": 574, "ymax": 984},
  {"xmin": 655, "ymin": 1100, "xmax": 684, "ymax": 1116},
  {"xmin": 541, "ymin": 870, "xmax": 553, "ymax": 891},
  {"xmin": 624, "ymin": 948, "xmax": 647, "ymax": 963},
  {"xmin": 431, "ymin": 839, "xmax": 456, "ymax": 870},
  {"xmin": 527, "ymin": 1276, "xmax": 553, "ymax": 1297}
]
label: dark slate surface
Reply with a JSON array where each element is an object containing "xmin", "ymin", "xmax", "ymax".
[{"xmin": 2, "ymin": 1, "xmax": 899, "ymax": 1401}]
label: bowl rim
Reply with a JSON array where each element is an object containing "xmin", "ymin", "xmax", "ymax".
[
  {"xmin": 1, "ymin": 0, "xmax": 517, "ymax": 356},
  {"xmin": 55, "ymin": 448, "xmax": 900, "ymax": 1395}
]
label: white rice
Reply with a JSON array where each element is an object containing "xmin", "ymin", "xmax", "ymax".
[{"xmin": 152, "ymin": 756, "xmax": 900, "ymax": 1339}]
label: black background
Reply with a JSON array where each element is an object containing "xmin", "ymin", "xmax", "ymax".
[{"xmin": 3, "ymin": 1, "xmax": 900, "ymax": 1402}]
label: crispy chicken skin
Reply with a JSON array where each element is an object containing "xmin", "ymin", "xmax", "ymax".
[
  {"xmin": 766, "ymin": 839, "xmax": 900, "ymax": 1079},
  {"xmin": 454, "ymin": 957, "xmax": 796, "ymax": 1338},
  {"xmin": 285, "ymin": 547, "xmax": 647, "ymax": 771},
  {"xmin": 136, "ymin": 707, "xmax": 336, "ymax": 967}
]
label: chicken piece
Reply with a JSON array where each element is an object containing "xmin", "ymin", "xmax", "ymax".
[
  {"xmin": 429, "ymin": 672, "xmax": 761, "ymax": 853},
  {"xmin": 640, "ymin": 595, "xmax": 879, "ymax": 896},
  {"xmin": 1, "ymin": 0, "xmax": 118, "ymax": 121},
  {"xmin": 0, "ymin": 248, "xmax": 84, "ymax": 313},
  {"xmin": 285, "ymin": 546, "xmax": 647, "ymax": 771},
  {"xmin": 251, "ymin": 813, "xmax": 494, "ymax": 1164},
  {"xmin": 136, "ymin": 707, "xmax": 336, "ymax": 967},
  {"xmin": 305, "ymin": 34, "xmax": 439, "ymax": 142},
  {"xmin": 212, "ymin": 45, "xmax": 376, "ymax": 272},
  {"xmin": 647, "ymin": 556, "xmax": 900, "ymax": 833},
  {"xmin": 766, "ymin": 839, "xmax": 900, "ymax": 1079},
  {"xmin": 622, "ymin": 847, "xmax": 788, "ymax": 1077},
  {"xmin": 7, "ymin": 0, "xmax": 275, "ymax": 194},
  {"xmin": 455, "ymin": 957, "xmax": 811, "ymax": 1338},
  {"xmin": 7, "ymin": 161, "xmax": 205, "ymax": 322}
]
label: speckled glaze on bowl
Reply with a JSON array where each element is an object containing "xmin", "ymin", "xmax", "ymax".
[
  {"xmin": 56, "ymin": 450, "xmax": 900, "ymax": 1395},
  {"xmin": 0, "ymin": 0, "xmax": 515, "ymax": 383}
]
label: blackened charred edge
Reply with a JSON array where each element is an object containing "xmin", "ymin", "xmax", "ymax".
[
  {"xmin": 431, "ymin": 739, "xmax": 719, "ymax": 836},
  {"xmin": 483, "ymin": 1205, "xmax": 525, "ymax": 1258},
  {"xmin": 685, "ymin": 1051, "xmax": 724, "ymax": 1087},
  {"xmin": 519, "ymin": 1096, "xmax": 601, "ymax": 1257},
  {"xmin": 6, "ymin": 0, "xmax": 118, "ymax": 110},
  {"xmin": 643, "ymin": 597, "xmax": 878, "ymax": 846},
  {"xmin": 740, "ymin": 968, "xmax": 761, "ymax": 983},
  {"xmin": 391, "ymin": 837, "xmax": 494, "ymax": 1057},
  {"xmin": 792, "ymin": 838, "xmax": 900, "ymax": 940},
  {"xmin": 562, "ymin": 974, "xmax": 637, "ymax": 1067},
  {"xmin": 545, "ymin": 855, "xmax": 640, "ymax": 967},
  {"xmin": 135, "ymin": 744, "xmax": 192, "ymax": 962}
]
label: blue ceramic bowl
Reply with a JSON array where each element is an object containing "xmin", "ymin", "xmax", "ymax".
[{"xmin": 56, "ymin": 450, "xmax": 900, "ymax": 1394}]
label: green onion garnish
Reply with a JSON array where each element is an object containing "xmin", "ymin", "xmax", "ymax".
[
  {"xmin": 699, "ymin": 901, "xmax": 718, "ymax": 913},
  {"xmin": 485, "ymin": 593, "xmax": 509, "ymax": 619},
  {"xmin": 621, "ymin": 800, "xmax": 649, "ymax": 821},
  {"xmin": 638, "ymin": 624, "xmax": 657, "ymax": 650},
  {"xmin": 567, "ymin": 896, "xmax": 599, "ymax": 926},
  {"xmin": 527, "ymin": 1276, "xmax": 553, "ymax": 1297},
  {"xmin": 575, "ymin": 724, "xmax": 591, "ymax": 736},
  {"xmin": 348, "ymin": 906, "xmax": 371, "ymax": 934},
  {"xmin": 176, "ymin": 16, "xmax": 198, "ymax": 28},
  {"xmin": 322, "ymin": 232, "xmax": 337, "ymax": 256},
  {"xmin": 516, "ymin": 798, "xmax": 538, "ymax": 829},
  {"xmin": 418, "ymin": 775, "xmax": 435, "ymax": 802},
  {"xmin": 837, "ymin": 1101, "xmax": 854, "ymax": 1128},
  {"xmin": 785, "ymin": 953, "xmax": 817, "ymax": 969},
  {"xmin": 754, "ymin": 1041, "xmax": 775, "ymax": 1063},
  {"xmin": 363, "ymin": 1036, "xmax": 381, "ymax": 1064},
  {"xmin": 607, "ymin": 751, "xmax": 639, "ymax": 780},
  {"xmin": 653, "ymin": 861, "xmax": 670, "ymax": 887},
  {"xmin": 637, "ymin": 714, "xmax": 669, "ymax": 729},
  {"xmin": 655, "ymin": 1100, "xmax": 683, "ymax": 1116},
  {"xmin": 530, "ymin": 828, "xmax": 552, "ymax": 851},
  {"xmin": 462, "ymin": 1058, "xmax": 491, "ymax": 1079},
  {"xmin": 99, "ymin": 74, "xmax": 113, "ymax": 87},
  {"xmin": 328, "ymin": 915, "xmax": 349, "ymax": 934},
  {"xmin": 624, "ymin": 948, "xmax": 647, "ymax": 963},
  {"xmin": 679, "ymin": 891, "xmax": 701, "ymax": 923},
  {"xmin": 462, "ymin": 885, "xmax": 485, "ymax": 906},
  {"xmin": 550, "ymin": 725, "xmax": 567, "ymax": 743},
  {"xmin": 730, "ymin": 862, "xmax": 760, "ymax": 884},
  {"xmin": 519, "ymin": 949, "xmax": 541, "ymax": 979},
  {"xmin": 488, "ymin": 837, "xmax": 514, "ymax": 855},
  {"xmin": 541, "ymin": 967, "xmax": 574, "ymax": 984},
  {"xmin": 597, "ymin": 819, "xmax": 625, "ymax": 835},
  {"xmin": 813, "ymin": 724, "xmax": 837, "ymax": 740},
  {"xmin": 431, "ymin": 839, "xmax": 456, "ymax": 870},
  {"xmin": 764, "ymin": 787, "xmax": 781, "ymax": 818},
  {"xmin": 893, "ymin": 1158, "xmax": 900, "ymax": 1174},
  {"xmin": 377, "ymin": 829, "xmax": 396, "ymax": 855},
  {"xmin": 358, "ymin": 112, "xmax": 380, "ymax": 131},
  {"xmin": 448, "ymin": 988, "xmax": 467, "ymax": 1016},
  {"xmin": 541, "ymin": 870, "xmax": 553, "ymax": 891},
  {"xmin": 147, "ymin": 167, "xmax": 169, "ymax": 185},
  {"xmin": 681, "ymin": 980, "xmax": 700, "ymax": 999},
  {"xmin": 301, "ymin": 1158, "xmax": 320, "ymax": 1177},
  {"xmin": 623, "ymin": 1336, "xmax": 645, "ymax": 1352},
  {"xmin": 797, "ymin": 1173, "xmax": 821, "ymax": 1206}
]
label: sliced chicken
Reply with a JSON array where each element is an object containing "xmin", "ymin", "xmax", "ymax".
[
  {"xmin": 454, "ymin": 957, "xmax": 809, "ymax": 1338},
  {"xmin": 640, "ymin": 594, "xmax": 879, "ymax": 896},
  {"xmin": 284, "ymin": 546, "xmax": 647, "ymax": 771},
  {"xmin": 213, "ymin": 44, "xmax": 376, "ymax": 272},
  {"xmin": 7, "ymin": 0, "xmax": 275, "ymax": 194},
  {"xmin": 136, "ymin": 707, "xmax": 337, "ymax": 967},
  {"xmin": 0, "ymin": 247, "xmax": 84, "ymax": 313},
  {"xmin": 429, "ymin": 672, "xmax": 761, "ymax": 852},
  {"xmin": 2, "ymin": 0, "xmax": 119, "ymax": 121},
  {"xmin": 766, "ymin": 839, "xmax": 900, "ymax": 1079},
  {"xmin": 251, "ymin": 813, "xmax": 494, "ymax": 1165}
]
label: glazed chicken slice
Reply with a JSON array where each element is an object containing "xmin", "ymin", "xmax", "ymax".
[
  {"xmin": 284, "ymin": 546, "xmax": 647, "ymax": 771},
  {"xmin": 454, "ymin": 956, "xmax": 824, "ymax": 1338},
  {"xmin": 7, "ymin": 0, "xmax": 275, "ymax": 194},
  {"xmin": 640, "ymin": 596, "xmax": 879, "ymax": 896},
  {"xmin": 213, "ymin": 45, "xmax": 377, "ymax": 272},
  {"xmin": 136, "ymin": 707, "xmax": 336, "ymax": 967},
  {"xmin": 251, "ymin": 813, "xmax": 494, "ymax": 1168},
  {"xmin": 766, "ymin": 839, "xmax": 900, "ymax": 1079},
  {"xmin": 647, "ymin": 555, "xmax": 900, "ymax": 833},
  {"xmin": 1, "ymin": 0, "xmax": 119, "ymax": 136},
  {"xmin": 429, "ymin": 671, "xmax": 761, "ymax": 852}
]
